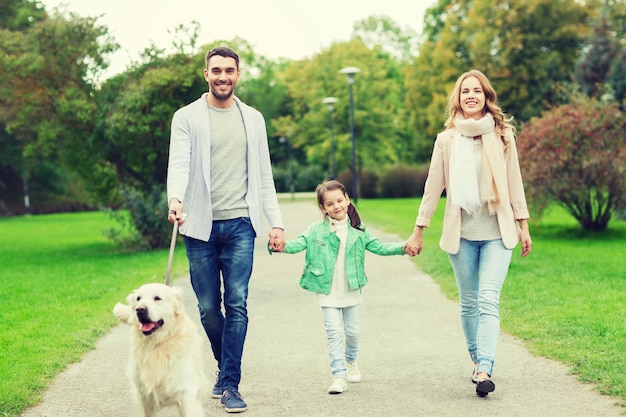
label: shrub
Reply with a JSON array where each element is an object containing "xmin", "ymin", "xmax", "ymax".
[
  {"xmin": 517, "ymin": 97, "xmax": 626, "ymax": 231},
  {"xmin": 338, "ymin": 169, "xmax": 379, "ymax": 199},
  {"xmin": 271, "ymin": 167, "xmax": 290, "ymax": 193},
  {"xmin": 378, "ymin": 165, "xmax": 427, "ymax": 198},
  {"xmin": 110, "ymin": 185, "xmax": 173, "ymax": 250},
  {"xmin": 295, "ymin": 165, "xmax": 326, "ymax": 192}
]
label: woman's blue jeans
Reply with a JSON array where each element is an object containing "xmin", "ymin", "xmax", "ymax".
[
  {"xmin": 322, "ymin": 305, "xmax": 360, "ymax": 378},
  {"xmin": 184, "ymin": 217, "xmax": 255, "ymax": 391},
  {"xmin": 448, "ymin": 238, "xmax": 512, "ymax": 376}
]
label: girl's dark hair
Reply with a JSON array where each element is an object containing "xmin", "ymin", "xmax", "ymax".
[{"xmin": 315, "ymin": 180, "xmax": 364, "ymax": 231}]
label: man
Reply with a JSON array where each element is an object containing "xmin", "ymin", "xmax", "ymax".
[{"xmin": 167, "ymin": 46, "xmax": 285, "ymax": 413}]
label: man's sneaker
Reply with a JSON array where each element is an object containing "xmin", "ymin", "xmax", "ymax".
[
  {"xmin": 328, "ymin": 377, "xmax": 348, "ymax": 394},
  {"xmin": 211, "ymin": 371, "xmax": 222, "ymax": 399},
  {"xmin": 221, "ymin": 388, "xmax": 247, "ymax": 413},
  {"xmin": 346, "ymin": 361, "xmax": 362, "ymax": 383}
]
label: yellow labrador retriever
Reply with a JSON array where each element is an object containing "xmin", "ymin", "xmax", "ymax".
[{"xmin": 114, "ymin": 283, "xmax": 205, "ymax": 417}]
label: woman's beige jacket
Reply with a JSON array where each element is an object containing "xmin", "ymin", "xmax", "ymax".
[{"xmin": 415, "ymin": 128, "xmax": 530, "ymax": 254}]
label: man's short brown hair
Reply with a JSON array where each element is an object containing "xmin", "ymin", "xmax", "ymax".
[{"xmin": 205, "ymin": 46, "xmax": 239, "ymax": 69}]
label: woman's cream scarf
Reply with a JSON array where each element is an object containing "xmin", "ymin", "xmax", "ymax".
[{"xmin": 449, "ymin": 113, "xmax": 507, "ymax": 216}]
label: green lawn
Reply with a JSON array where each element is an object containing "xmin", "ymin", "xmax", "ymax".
[
  {"xmin": 356, "ymin": 198, "xmax": 626, "ymax": 408},
  {"xmin": 0, "ymin": 200, "xmax": 624, "ymax": 416}
]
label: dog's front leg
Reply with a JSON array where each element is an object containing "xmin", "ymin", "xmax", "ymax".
[
  {"xmin": 178, "ymin": 390, "xmax": 205, "ymax": 417},
  {"xmin": 138, "ymin": 395, "xmax": 157, "ymax": 417}
]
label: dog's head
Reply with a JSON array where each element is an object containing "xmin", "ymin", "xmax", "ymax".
[{"xmin": 115, "ymin": 283, "xmax": 184, "ymax": 337}]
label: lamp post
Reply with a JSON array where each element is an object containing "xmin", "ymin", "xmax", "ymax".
[
  {"xmin": 279, "ymin": 136, "xmax": 294, "ymax": 200},
  {"xmin": 339, "ymin": 66, "xmax": 361, "ymax": 203},
  {"xmin": 322, "ymin": 97, "xmax": 338, "ymax": 178}
]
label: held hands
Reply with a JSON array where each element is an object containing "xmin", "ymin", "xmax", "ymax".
[
  {"xmin": 269, "ymin": 228, "xmax": 285, "ymax": 253},
  {"xmin": 402, "ymin": 243, "xmax": 418, "ymax": 257},
  {"xmin": 403, "ymin": 226, "xmax": 424, "ymax": 257}
]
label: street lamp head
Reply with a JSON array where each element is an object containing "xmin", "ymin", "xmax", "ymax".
[
  {"xmin": 340, "ymin": 66, "xmax": 361, "ymax": 84},
  {"xmin": 322, "ymin": 96, "xmax": 338, "ymax": 111}
]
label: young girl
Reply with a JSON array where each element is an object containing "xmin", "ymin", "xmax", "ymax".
[{"xmin": 274, "ymin": 180, "xmax": 407, "ymax": 394}]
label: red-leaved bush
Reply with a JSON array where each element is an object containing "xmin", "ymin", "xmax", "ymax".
[{"xmin": 517, "ymin": 98, "xmax": 626, "ymax": 231}]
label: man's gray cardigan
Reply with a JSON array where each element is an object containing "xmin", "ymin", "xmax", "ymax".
[{"xmin": 167, "ymin": 93, "xmax": 284, "ymax": 241}]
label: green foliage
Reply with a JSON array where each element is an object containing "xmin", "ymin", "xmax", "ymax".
[
  {"xmin": 278, "ymin": 36, "xmax": 413, "ymax": 175},
  {"xmin": 353, "ymin": 15, "xmax": 419, "ymax": 63},
  {"xmin": 271, "ymin": 166, "xmax": 290, "ymax": 194},
  {"xmin": 92, "ymin": 50, "xmax": 204, "ymax": 192},
  {"xmin": 295, "ymin": 164, "xmax": 326, "ymax": 192},
  {"xmin": 378, "ymin": 164, "xmax": 429, "ymax": 198},
  {"xmin": 0, "ymin": 10, "xmax": 117, "ymax": 153},
  {"xmin": 575, "ymin": 15, "xmax": 622, "ymax": 98},
  {"xmin": 115, "ymin": 185, "xmax": 175, "ymax": 250},
  {"xmin": 517, "ymin": 97, "xmax": 626, "ymax": 231},
  {"xmin": 0, "ymin": 0, "xmax": 46, "ymax": 30},
  {"xmin": 358, "ymin": 169, "xmax": 380, "ymax": 199},
  {"xmin": 0, "ymin": 5, "xmax": 118, "ymax": 213}
]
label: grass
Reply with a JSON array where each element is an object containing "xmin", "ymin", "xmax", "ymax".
[
  {"xmin": 0, "ymin": 199, "xmax": 624, "ymax": 416},
  {"xmin": 356, "ymin": 198, "xmax": 626, "ymax": 409},
  {"xmin": 0, "ymin": 211, "xmax": 189, "ymax": 417}
]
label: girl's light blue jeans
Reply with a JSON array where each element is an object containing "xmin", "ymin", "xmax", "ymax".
[
  {"xmin": 321, "ymin": 305, "xmax": 360, "ymax": 378},
  {"xmin": 448, "ymin": 238, "xmax": 512, "ymax": 376}
]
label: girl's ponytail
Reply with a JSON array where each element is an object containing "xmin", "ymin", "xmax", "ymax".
[{"xmin": 347, "ymin": 203, "xmax": 364, "ymax": 231}]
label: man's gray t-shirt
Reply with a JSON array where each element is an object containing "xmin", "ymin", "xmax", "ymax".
[{"xmin": 208, "ymin": 104, "xmax": 249, "ymax": 220}]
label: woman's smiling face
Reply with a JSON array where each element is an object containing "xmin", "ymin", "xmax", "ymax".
[{"xmin": 459, "ymin": 76, "xmax": 486, "ymax": 120}]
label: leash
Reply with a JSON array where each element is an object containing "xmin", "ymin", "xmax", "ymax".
[{"xmin": 165, "ymin": 221, "xmax": 178, "ymax": 286}]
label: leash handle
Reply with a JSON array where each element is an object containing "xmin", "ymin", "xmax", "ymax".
[{"xmin": 165, "ymin": 221, "xmax": 178, "ymax": 286}]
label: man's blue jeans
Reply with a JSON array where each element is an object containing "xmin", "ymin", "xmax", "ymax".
[
  {"xmin": 184, "ymin": 217, "xmax": 255, "ymax": 391},
  {"xmin": 448, "ymin": 238, "xmax": 512, "ymax": 377}
]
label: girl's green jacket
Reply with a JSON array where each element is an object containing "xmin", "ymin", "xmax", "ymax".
[{"xmin": 284, "ymin": 217, "xmax": 404, "ymax": 295}]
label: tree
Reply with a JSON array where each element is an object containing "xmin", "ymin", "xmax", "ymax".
[
  {"xmin": 88, "ymin": 41, "xmax": 205, "ymax": 248},
  {"xmin": 517, "ymin": 97, "xmax": 626, "ymax": 231},
  {"xmin": 0, "ymin": 0, "xmax": 46, "ymax": 30},
  {"xmin": 576, "ymin": 15, "xmax": 621, "ymax": 98},
  {"xmin": 279, "ymin": 38, "xmax": 412, "ymax": 186},
  {"xmin": 575, "ymin": 1, "xmax": 626, "ymax": 109},
  {"xmin": 353, "ymin": 15, "xmax": 419, "ymax": 63},
  {"xmin": 0, "ymin": 3, "xmax": 117, "ymax": 213},
  {"xmin": 0, "ymin": 11, "xmax": 116, "ymax": 154}
]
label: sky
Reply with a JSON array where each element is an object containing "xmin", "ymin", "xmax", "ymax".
[{"xmin": 40, "ymin": 0, "xmax": 434, "ymax": 79}]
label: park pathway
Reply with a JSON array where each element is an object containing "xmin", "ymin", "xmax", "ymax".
[{"xmin": 21, "ymin": 200, "xmax": 623, "ymax": 416}]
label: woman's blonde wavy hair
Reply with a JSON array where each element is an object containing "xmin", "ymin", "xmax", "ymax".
[{"xmin": 444, "ymin": 69, "xmax": 515, "ymax": 147}]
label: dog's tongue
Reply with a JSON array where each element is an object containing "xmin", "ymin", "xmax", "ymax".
[{"xmin": 141, "ymin": 322, "xmax": 157, "ymax": 332}]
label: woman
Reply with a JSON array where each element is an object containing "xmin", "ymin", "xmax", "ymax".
[{"xmin": 404, "ymin": 69, "xmax": 532, "ymax": 397}]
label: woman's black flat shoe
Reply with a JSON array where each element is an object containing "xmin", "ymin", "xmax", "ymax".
[{"xmin": 476, "ymin": 379, "xmax": 495, "ymax": 397}]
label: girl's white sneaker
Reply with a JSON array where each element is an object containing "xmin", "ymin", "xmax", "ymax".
[
  {"xmin": 346, "ymin": 361, "xmax": 362, "ymax": 383},
  {"xmin": 328, "ymin": 377, "xmax": 348, "ymax": 394}
]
